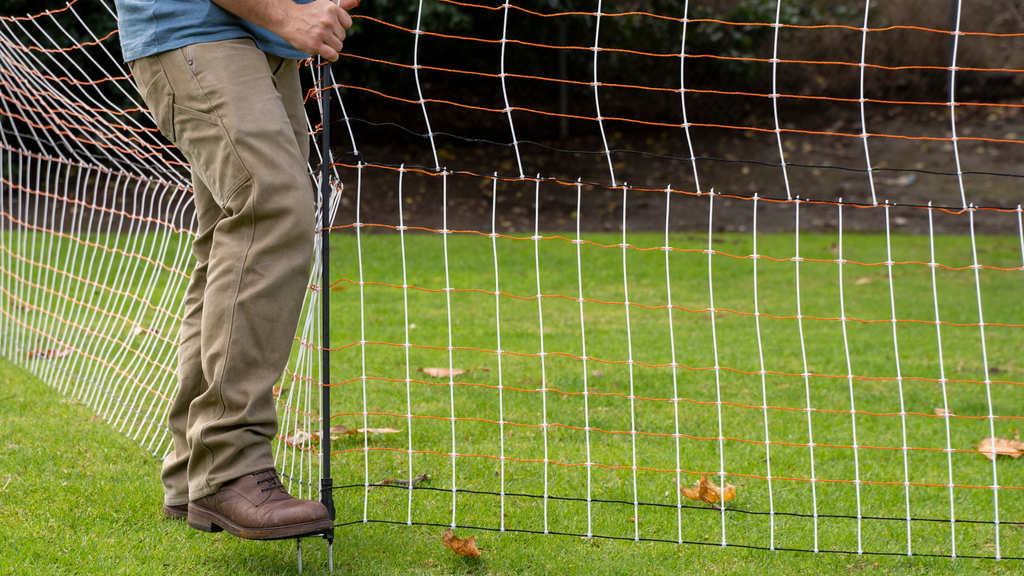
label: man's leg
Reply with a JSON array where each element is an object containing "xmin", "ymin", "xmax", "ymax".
[
  {"xmin": 160, "ymin": 176, "xmax": 219, "ymax": 514},
  {"xmin": 131, "ymin": 38, "xmax": 326, "ymax": 538}
]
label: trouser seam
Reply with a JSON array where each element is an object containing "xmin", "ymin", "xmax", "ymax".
[{"xmin": 195, "ymin": 188, "xmax": 259, "ymax": 491}]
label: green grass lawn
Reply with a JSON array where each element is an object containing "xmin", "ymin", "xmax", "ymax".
[
  {"xmin": 3, "ymin": 228, "xmax": 1024, "ymax": 573},
  {"xmin": 2, "ymin": 356, "xmax": 1022, "ymax": 575}
]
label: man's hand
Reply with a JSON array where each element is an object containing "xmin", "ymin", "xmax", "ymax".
[{"xmin": 211, "ymin": 0, "xmax": 357, "ymax": 61}]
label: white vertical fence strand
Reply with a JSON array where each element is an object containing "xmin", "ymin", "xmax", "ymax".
[
  {"xmin": 857, "ymin": 0, "xmax": 878, "ymax": 206},
  {"xmin": 770, "ymin": 1, "xmax": 793, "ymax": 200},
  {"xmin": 793, "ymin": 198, "xmax": 818, "ymax": 552},
  {"xmin": 310, "ymin": 263, "xmax": 320, "ymax": 499},
  {"xmin": 752, "ymin": 194, "xmax": 776, "ymax": 550},
  {"xmin": 948, "ymin": 1, "xmax": 967, "ymax": 209},
  {"xmin": 836, "ymin": 201, "xmax": 864, "ymax": 554},
  {"xmin": 575, "ymin": 180, "xmax": 594, "ymax": 538},
  {"xmin": 1019, "ymin": 205, "xmax": 1024, "ymax": 277},
  {"xmin": 442, "ymin": 170, "xmax": 458, "ymax": 528},
  {"xmin": 620, "ymin": 184, "xmax": 639, "ymax": 540},
  {"xmin": 398, "ymin": 165, "xmax": 416, "ymax": 525},
  {"xmin": 706, "ymin": 191, "xmax": 727, "ymax": 546},
  {"xmin": 591, "ymin": 1, "xmax": 616, "ymax": 187},
  {"xmin": 969, "ymin": 206, "xmax": 1001, "ymax": 559},
  {"xmin": 358, "ymin": 166, "xmax": 370, "ymax": 520},
  {"xmin": 927, "ymin": 203, "xmax": 956, "ymax": 558},
  {"xmin": 499, "ymin": 2, "xmax": 524, "ymax": 179},
  {"xmin": 665, "ymin": 186, "xmax": 683, "ymax": 545},
  {"xmin": 330, "ymin": 80, "xmax": 360, "ymax": 159},
  {"xmin": 413, "ymin": 0, "xmax": 441, "ymax": 171},
  {"xmin": 532, "ymin": 177, "xmax": 550, "ymax": 534},
  {"xmin": 491, "ymin": 176, "xmax": 507, "ymax": 531},
  {"xmin": 883, "ymin": 204, "xmax": 913, "ymax": 555},
  {"xmin": 1, "ymin": 148, "xmax": 9, "ymax": 358},
  {"xmin": 679, "ymin": 1, "xmax": 703, "ymax": 194}
]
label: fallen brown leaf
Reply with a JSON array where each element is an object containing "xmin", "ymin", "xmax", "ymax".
[
  {"xmin": 372, "ymin": 473, "xmax": 431, "ymax": 489},
  {"xmin": 272, "ymin": 386, "xmax": 289, "ymax": 397},
  {"xmin": 282, "ymin": 429, "xmax": 319, "ymax": 445},
  {"xmin": 329, "ymin": 284, "xmax": 348, "ymax": 291},
  {"xmin": 678, "ymin": 475, "xmax": 737, "ymax": 504},
  {"xmin": 854, "ymin": 277, "xmax": 873, "ymax": 285},
  {"xmin": 419, "ymin": 367, "xmax": 467, "ymax": 378},
  {"xmin": 281, "ymin": 431, "xmax": 305, "ymax": 444},
  {"xmin": 934, "ymin": 407, "xmax": 952, "ymax": 416},
  {"xmin": 24, "ymin": 347, "xmax": 72, "ymax": 359},
  {"xmin": 978, "ymin": 431, "xmax": 1024, "ymax": 460},
  {"xmin": 591, "ymin": 370, "xmax": 603, "ymax": 377},
  {"xmin": 130, "ymin": 325, "xmax": 159, "ymax": 337},
  {"xmin": 442, "ymin": 529, "xmax": 482, "ymax": 558}
]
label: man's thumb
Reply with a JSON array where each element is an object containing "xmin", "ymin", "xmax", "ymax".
[{"xmin": 335, "ymin": 0, "xmax": 360, "ymax": 11}]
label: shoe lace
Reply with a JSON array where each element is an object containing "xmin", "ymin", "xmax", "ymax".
[{"xmin": 251, "ymin": 469, "xmax": 285, "ymax": 494}]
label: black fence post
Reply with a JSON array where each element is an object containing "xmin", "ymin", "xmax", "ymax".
[{"xmin": 319, "ymin": 62, "xmax": 336, "ymax": 547}]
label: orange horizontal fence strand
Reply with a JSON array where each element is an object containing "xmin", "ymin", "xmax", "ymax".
[
  {"xmin": 317, "ymin": 340, "xmax": 1024, "ymax": 389},
  {"xmin": 430, "ymin": 0, "xmax": 1024, "ymax": 38},
  {"xmin": 306, "ymin": 376, "xmax": 1023, "ymax": 423},
  {"xmin": 327, "ymin": 276, "xmax": 1024, "ymax": 330},
  {"xmin": 328, "ymin": 162, "xmax": 1024, "ymax": 215},
  {"xmin": 350, "ymin": 15, "xmax": 1024, "ymax": 74},
  {"xmin": 0, "ymin": 0, "xmax": 81, "ymax": 22},
  {"xmin": 326, "ymin": 82, "xmax": 1024, "ymax": 146},
  {"xmin": 337, "ymin": 52, "xmax": 1024, "ymax": 111}
]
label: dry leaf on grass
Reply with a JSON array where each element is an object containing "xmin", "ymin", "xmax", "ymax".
[
  {"xmin": 329, "ymin": 425, "xmax": 401, "ymax": 436},
  {"xmin": 130, "ymin": 325, "xmax": 159, "ymax": 337},
  {"xmin": 442, "ymin": 529, "xmax": 482, "ymax": 558},
  {"xmin": 282, "ymin": 429, "xmax": 318, "ymax": 445},
  {"xmin": 11, "ymin": 299, "xmax": 38, "ymax": 312},
  {"xmin": 372, "ymin": 473, "xmax": 431, "ymax": 489},
  {"xmin": 329, "ymin": 284, "xmax": 348, "ymax": 291},
  {"xmin": 854, "ymin": 277, "xmax": 873, "ymax": 285},
  {"xmin": 418, "ymin": 367, "xmax": 467, "ymax": 378},
  {"xmin": 934, "ymin": 407, "xmax": 952, "ymax": 416},
  {"xmin": 978, "ymin": 431, "xmax": 1024, "ymax": 460},
  {"xmin": 24, "ymin": 347, "xmax": 72, "ymax": 359},
  {"xmin": 272, "ymin": 386, "xmax": 289, "ymax": 397},
  {"xmin": 677, "ymin": 475, "xmax": 737, "ymax": 504}
]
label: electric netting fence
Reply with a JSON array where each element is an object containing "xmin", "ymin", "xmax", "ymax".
[{"xmin": 2, "ymin": 0, "xmax": 1023, "ymax": 562}]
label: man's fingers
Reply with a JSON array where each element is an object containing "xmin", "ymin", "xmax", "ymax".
[
  {"xmin": 337, "ymin": 9, "xmax": 353, "ymax": 30},
  {"xmin": 335, "ymin": 0, "xmax": 359, "ymax": 11},
  {"xmin": 318, "ymin": 44, "xmax": 339, "ymax": 62}
]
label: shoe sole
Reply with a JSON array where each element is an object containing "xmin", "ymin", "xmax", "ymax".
[
  {"xmin": 187, "ymin": 503, "xmax": 334, "ymax": 540},
  {"xmin": 163, "ymin": 504, "xmax": 188, "ymax": 520}
]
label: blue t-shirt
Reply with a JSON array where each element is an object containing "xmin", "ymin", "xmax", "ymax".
[{"xmin": 114, "ymin": 0, "xmax": 312, "ymax": 62}]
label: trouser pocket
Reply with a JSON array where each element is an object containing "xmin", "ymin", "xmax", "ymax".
[
  {"xmin": 129, "ymin": 56, "xmax": 176, "ymax": 142},
  {"xmin": 131, "ymin": 44, "xmax": 254, "ymax": 208}
]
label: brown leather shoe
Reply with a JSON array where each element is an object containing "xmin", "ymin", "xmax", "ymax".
[
  {"xmin": 187, "ymin": 469, "xmax": 332, "ymax": 540},
  {"xmin": 163, "ymin": 503, "xmax": 188, "ymax": 520}
]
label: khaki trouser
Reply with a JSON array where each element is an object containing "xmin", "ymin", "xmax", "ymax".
[{"xmin": 129, "ymin": 38, "xmax": 314, "ymax": 504}]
